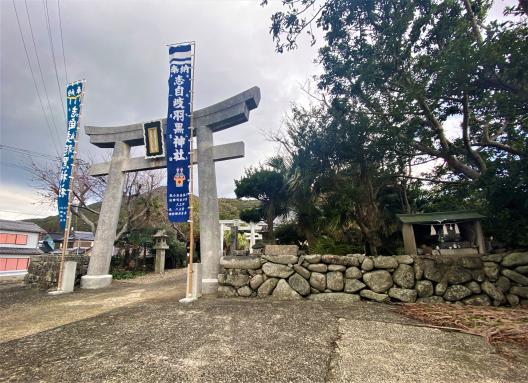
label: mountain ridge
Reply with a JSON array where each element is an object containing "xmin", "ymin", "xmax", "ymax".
[{"xmin": 25, "ymin": 186, "xmax": 259, "ymax": 233}]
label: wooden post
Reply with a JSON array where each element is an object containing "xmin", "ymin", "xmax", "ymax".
[
  {"xmin": 401, "ymin": 223, "xmax": 417, "ymax": 255},
  {"xmin": 474, "ymin": 220, "xmax": 486, "ymax": 255},
  {"xmin": 57, "ymin": 84, "xmax": 85, "ymax": 290}
]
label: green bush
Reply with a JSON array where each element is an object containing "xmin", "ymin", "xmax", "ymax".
[
  {"xmin": 274, "ymin": 223, "xmax": 306, "ymax": 246},
  {"xmin": 111, "ymin": 270, "xmax": 147, "ymax": 280},
  {"xmin": 310, "ymin": 236, "xmax": 363, "ymax": 255}
]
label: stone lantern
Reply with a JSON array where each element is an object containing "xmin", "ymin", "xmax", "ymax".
[{"xmin": 153, "ymin": 230, "xmax": 169, "ymax": 273}]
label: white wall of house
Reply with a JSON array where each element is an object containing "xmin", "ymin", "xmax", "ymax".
[{"xmin": 0, "ymin": 229, "xmax": 40, "ymax": 249}]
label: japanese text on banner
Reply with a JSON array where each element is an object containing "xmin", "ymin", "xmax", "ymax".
[
  {"xmin": 58, "ymin": 81, "xmax": 84, "ymax": 230},
  {"xmin": 166, "ymin": 45, "xmax": 192, "ymax": 222}
]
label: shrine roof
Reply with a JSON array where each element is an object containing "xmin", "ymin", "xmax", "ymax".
[{"xmin": 397, "ymin": 210, "xmax": 485, "ymax": 224}]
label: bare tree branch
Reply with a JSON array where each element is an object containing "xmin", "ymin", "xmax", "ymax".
[
  {"xmin": 461, "ymin": 93, "xmax": 487, "ymax": 172},
  {"xmin": 461, "ymin": 0, "xmax": 484, "ymax": 45}
]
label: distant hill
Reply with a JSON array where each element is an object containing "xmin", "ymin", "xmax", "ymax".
[{"xmin": 26, "ymin": 186, "xmax": 260, "ymax": 234}]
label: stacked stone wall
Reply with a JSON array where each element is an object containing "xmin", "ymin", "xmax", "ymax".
[
  {"xmin": 25, "ymin": 255, "xmax": 90, "ymax": 290},
  {"xmin": 218, "ymin": 245, "xmax": 528, "ymax": 306}
]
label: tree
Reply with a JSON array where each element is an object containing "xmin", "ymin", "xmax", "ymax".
[
  {"xmin": 264, "ymin": 0, "xmax": 527, "ymax": 181},
  {"xmin": 271, "ymin": 100, "xmax": 407, "ymax": 255},
  {"xmin": 29, "ymin": 157, "xmax": 164, "ymax": 241},
  {"xmin": 263, "ymin": 0, "xmax": 528, "ymax": 248},
  {"xmin": 29, "ymin": 157, "xmax": 104, "ymax": 233},
  {"xmin": 234, "ymin": 167, "xmax": 288, "ymax": 240},
  {"xmin": 115, "ymin": 170, "xmax": 165, "ymax": 240},
  {"xmin": 239, "ymin": 207, "xmax": 264, "ymax": 224}
]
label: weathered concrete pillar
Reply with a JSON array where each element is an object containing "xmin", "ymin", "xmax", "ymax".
[
  {"xmin": 61, "ymin": 261, "xmax": 77, "ymax": 292},
  {"xmin": 155, "ymin": 249, "xmax": 166, "ymax": 273},
  {"xmin": 249, "ymin": 222, "xmax": 256, "ymax": 254},
  {"xmin": 230, "ymin": 226, "xmax": 238, "ymax": 255},
  {"xmin": 49, "ymin": 260, "xmax": 77, "ymax": 295},
  {"xmin": 474, "ymin": 221, "xmax": 486, "ymax": 255},
  {"xmin": 192, "ymin": 263, "xmax": 203, "ymax": 298},
  {"xmin": 401, "ymin": 223, "xmax": 417, "ymax": 255},
  {"xmin": 219, "ymin": 222, "xmax": 225, "ymax": 255},
  {"xmin": 196, "ymin": 125, "xmax": 221, "ymax": 294},
  {"xmin": 81, "ymin": 141, "xmax": 130, "ymax": 289}
]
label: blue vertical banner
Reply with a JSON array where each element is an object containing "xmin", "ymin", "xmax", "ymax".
[
  {"xmin": 58, "ymin": 81, "xmax": 84, "ymax": 230},
  {"xmin": 166, "ymin": 44, "xmax": 193, "ymax": 222}
]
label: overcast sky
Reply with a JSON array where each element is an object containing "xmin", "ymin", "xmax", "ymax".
[
  {"xmin": 0, "ymin": 0, "xmax": 322, "ymax": 220},
  {"xmin": 0, "ymin": 0, "xmax": 516, "ymax": 221}
]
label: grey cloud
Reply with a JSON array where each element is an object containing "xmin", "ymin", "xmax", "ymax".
[
  {"xmin": 1, "ymin": 0, "xmax": 319, "ymax": 212},
  {"xmin": 1, "ymin": 0, "xmax": 516, "ymax": 217}
]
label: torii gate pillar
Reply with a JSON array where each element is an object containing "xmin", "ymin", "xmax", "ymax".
[
  {"xmin": 81, "ymin": 87, "xmax": 261, "ymax": 293},
  {"xmin": 81, "ymin": 142, "xmax": 130, "ymax": 289},
  {"xmin": 196, "ymin": 123, "xmax": 221, "ymax": 293}
]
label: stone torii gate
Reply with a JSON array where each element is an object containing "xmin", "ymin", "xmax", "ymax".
[{"xmin": 80, "ymin": 86, "xmax": 261, "ymax": 294}]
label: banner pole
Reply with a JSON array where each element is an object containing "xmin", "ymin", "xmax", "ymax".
[
  {"xmin": 57, "ymin": 81, "xmax": 85, "ymax": 291},
  {"xmin": 186, "ymin": 42, "xmax": 196, "ymax": 299}
]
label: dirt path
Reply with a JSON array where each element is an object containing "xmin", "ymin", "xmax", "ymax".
[{"xmin": 0, "ymin": 269, "xmax": 186, "ymax": 343}]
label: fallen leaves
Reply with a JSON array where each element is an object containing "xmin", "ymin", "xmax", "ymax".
[{"xmin": 399, "ymin": 303, "xmax": 528, "ymax": 358}]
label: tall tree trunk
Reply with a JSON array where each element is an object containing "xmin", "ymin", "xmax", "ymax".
[
  {"xmin": 266, "ymin": 201, "xmax": 275, "ymax": 241},
  {"xmin": 401, "ymin": 181, "xmax": 412, "ymax": 214},
  {"xmin": 303, "ymin": 227, "xmax": 315, "ymax": 248},
  {"xmin": 367, "ymin": 238, "xmax": 378, "ymax": 257}
]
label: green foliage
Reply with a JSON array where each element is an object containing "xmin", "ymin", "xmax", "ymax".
[
  {"xmin": 274, "ymin": 222, "xmax": 306, "ymax": 246},
  {"xmin": 419, "ymin": 160, "xmax": 528, "ymax": 247},
  {"xmin": 165, "ymin": 230, "xmax": 188, "ymax": 268},
  {"xmin": 481, "ymin": 160, "xmax": 528, "ymax": 246},
  {"xmin": 239, "ymin": 207, "xmax": 264, "ymax": 223},
  {"xmin": 260, "ymin": 0, "xmax": 528, "ymax": 250},
  {"xmin": 235, "ymin": 166, "xmax": 288, "ymax": 239},
  {"xmin": 310, "ymin": 236, "xmax": 364, "ymax": 256},
  {"xmin": 271, "ymin": 101, "xmax": 406, "ymax": 254},
  {"xmin": 111, "ymin": 270, "xmax": 147, "ymax": 280},
  {"xmin": 223, "ymin": 230, "xmax": 249, "ymax": 251}
]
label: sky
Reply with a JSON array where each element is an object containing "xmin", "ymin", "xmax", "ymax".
[
  {"xmin": 0, "ymin": 0, "xmax": 321, "ymax": 220},
  {"xmin": 0, "ymin": 0, "xmax": 517, "ymax": 221}
]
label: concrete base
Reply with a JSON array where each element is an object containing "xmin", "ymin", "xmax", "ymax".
[
  {"xmin": 80, "ymin": 274, "xmax": 113, "ymax": 289},
  {"xmin": 179, "ymin": 297, "xmax": 197, "ymax": 304},
  {"xmin": 192, "ymin": 263, "xmax": 203, "ymax": 298},
  {"xmin": 61, "ymin": 261, "xmax": 77, "ymax": 292},
  {"xmin": 48, "ymin": 289, "xmax": 72, "ymax": 296},
  {"xmin": 202, "ymin": 278, "xmax": 218, "ymax": 295}
]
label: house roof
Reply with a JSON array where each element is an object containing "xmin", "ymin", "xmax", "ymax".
[
  {"xmin": 0, "ymin": 247, "xmax": 43, "ymax": 256},
  {"xmin": 0, "ymin": 219, "xmax": 45, "ymax": 234},
  {"xmin": 73, "ymin": 231, "xmax": 95, "ymax": 241},
  {"xmin": 48, "ymin": 231, "xmax": 95, "ymax": 242},
  {"xmin": 397, "ymin": 210, "xmax": 485, "ymax": 224}
]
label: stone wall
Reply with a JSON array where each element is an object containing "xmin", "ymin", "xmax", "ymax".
[
  {"xmin": 25, "ymin": 255, "xmax": 90, "ymax": 290},
  {"xmin": 218, "ymin": 245, "xmax": 528, "ymax": 306}
]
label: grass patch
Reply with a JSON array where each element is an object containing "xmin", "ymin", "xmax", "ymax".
[
  {"xmin": 399, "ymin": 304, "xmax": 528, "ymax": 359},
  {"xmin": 111, "ymin": 270, "xmax": 147, "ymax": 280}
]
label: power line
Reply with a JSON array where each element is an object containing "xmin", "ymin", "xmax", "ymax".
[
  {"xmin": 43, "ymin": 0, "xmax": 67, "ymax": 121},
  {"xmin": 22, "ymin": 0, "xmax": 64, "ymax": 151},
  {"xmin": 2, "ymin": 162, "xmax": 33, "ymax": 173},
  {"xmin": 57, "ymin": 0, "xmax": 68, "ymax": 84},
  {"xmin": 0, "ymin": 144, "xmax": 59, "ymax": 160},
  {"xmin": 12, "ymin": 0, "xmax": 61, "ymax": 157}
]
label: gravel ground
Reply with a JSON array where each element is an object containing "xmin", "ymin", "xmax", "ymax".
[{"xmin": 1, "ymin": 270, "xmax": 527, "ymax": 383}]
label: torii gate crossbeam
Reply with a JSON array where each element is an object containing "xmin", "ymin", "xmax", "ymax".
[{"xmin": 80, "ymin": 86, "xmax": 261, "ymax": 294}]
